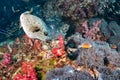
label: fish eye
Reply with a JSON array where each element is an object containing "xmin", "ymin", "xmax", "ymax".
[{"xmin": 44, "ymin": 32, "xmax": 48, "ymax": 36}]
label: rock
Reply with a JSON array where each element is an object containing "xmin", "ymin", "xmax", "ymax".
[
  {"xmin": 108, "ymin": 35, "xmax": 120, "ymax": 52},
  {"xmin": 99, "ymin": 19, "xmax": 110, "ymax": 38},
  {"xmin": 108, "ymin": 21, "xmax": 120, "ymax": 36}
]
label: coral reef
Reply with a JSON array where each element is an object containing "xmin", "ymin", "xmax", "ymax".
[
  {"xmin": 0, "ymin": 0, "xmax": 120, "ymax": 80},
  {"xmin": 46, "ymin": 33, "xmax": 120, "ymax": 80},
  {"xmin": 67, "ymin": 33, "xmax": 120, "ymax": 67},
  {"xmin": 0, "ymin": 34, "xmax": 73, "ymax": 80},
  {"xmin": 0, "ymin": 24, "xmax": 120, "ymax": 80},
  {"xmin": 51, "ymin": 35, "xmax": 65, "ymax": 57},
  {"xmin": 43, "ymin": 0, "xmax": 120, "ymax": 21},
  {"xmin": 76, "ymin": 19, "xmax": 102, "ymax": 40}
]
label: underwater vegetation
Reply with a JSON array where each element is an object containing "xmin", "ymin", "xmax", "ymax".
[{"xmin": 0, "ymin": 0, "xmax": 120, "ymax": 80}]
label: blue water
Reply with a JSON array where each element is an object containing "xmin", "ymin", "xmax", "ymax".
[{"xmin": 0, "ymin": 0, "xmax": 120, "ymax": 43}]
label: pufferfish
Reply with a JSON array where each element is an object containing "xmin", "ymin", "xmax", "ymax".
[{"xmin": 20, "ymin": 11, "xmax": 50, "ymax": 41}]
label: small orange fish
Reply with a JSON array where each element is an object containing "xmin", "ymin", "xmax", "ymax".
[
  {"xmin": 110, "ymin": 44, "xmax": 117, "ymax": 49},
  {"xmin": 78, "ymin": 43, "xmax": 92, "ymax": 49}
]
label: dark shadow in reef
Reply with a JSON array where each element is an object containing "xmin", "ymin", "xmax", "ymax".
[{"xmin": 61, "ymin": 17, "xmax": 75, "ymax": 39}]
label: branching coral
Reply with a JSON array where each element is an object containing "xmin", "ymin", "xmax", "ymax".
[{"xmin": 80, "ymin": 20, "xmax": 102, "ymax": 40}]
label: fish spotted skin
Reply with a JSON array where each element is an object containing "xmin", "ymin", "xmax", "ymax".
[{"xmin": 20, "ymin": 11, "xmax": 49, "ymax": 41}]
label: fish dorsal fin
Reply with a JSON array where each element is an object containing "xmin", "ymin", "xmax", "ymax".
[
  {"xmin": 24, "ymin": 8, "xmax": 33, "ymax": 14},
  {"xmin": 19, "ymin": 8, "xmax": 33, "ymax": 28}
]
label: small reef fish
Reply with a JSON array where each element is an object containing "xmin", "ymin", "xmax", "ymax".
[
  {"xmin": 78, "ymin": 42, "xmax": 92, "ymax": 49},
  {"xmin": 20, "ymin": 11, "xmax": 50, "ymax": 41},
  {"xmin": 110, "ymin": 44, "xmax": 117, "ymax": 49}
]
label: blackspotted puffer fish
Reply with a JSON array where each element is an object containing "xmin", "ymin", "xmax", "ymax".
[{"xmin": 20, "ymin": 11, "xmax": 50, "ymax": 41}]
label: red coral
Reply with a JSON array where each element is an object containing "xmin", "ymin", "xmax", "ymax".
[
  {"xmin": 14, "ymin": 73, "xmax": 23, "ymax": 80},
  {"xmin": 14, "ymin": 62, "xmax": 38, "ymax": 80},
  {"xmin": 21, "ymin": 62, "xmax": 33, "ymax": 74},
  {"xmin": 51, "ymin": 35, "xmax": 65, "ymax": 57},
  {"xmin": 52, "ymin": 48, "xmax": 65, "ymax": 57},
  {"xmin": 58, "ymin": 34, "xmax": 65, "ymax": 49}
]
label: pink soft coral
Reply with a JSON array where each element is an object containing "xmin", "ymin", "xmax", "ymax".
[
  {"xmin": 1, "ymin": 53, "xmax": 11, "ymax": 66},
  {"xmin": 81, "ymin": 20, "xmax": 102, "ymax": 40}
]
